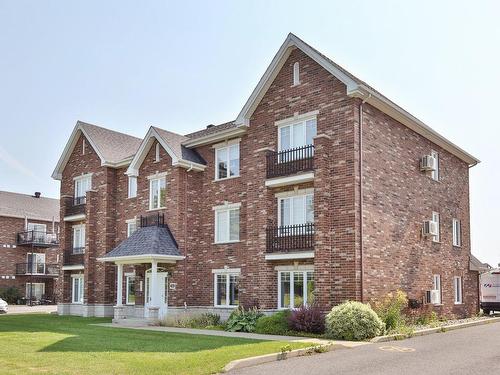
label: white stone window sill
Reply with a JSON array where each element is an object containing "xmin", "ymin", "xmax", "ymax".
[
  {"xmin": 454, "ymin": 302, "xmax": 463, "ymax": 305},
  {"xmin": 147, "ymin": 207, "xmax": 166, "ymax": 212},
  {"xmin": 72, "ymin": 302, "xmax": 83, "ymax": 305},
  {"xmin": 433, "ymin": 303, "xmax": 444, "ymax": 307},
  {"xmin": 213, "ymin": 305, "xmax": 238, "ymax": 309},
  {"xmin": 213, "ymin": 175, "xmax": 240, "ymax": 183},
  {"xmin": 213, "ymin": 240, "xmax": 241, "ymax": 245}
]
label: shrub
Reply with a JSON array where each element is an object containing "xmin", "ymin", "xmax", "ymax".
[
  {"xmin": 325, "ymin": 301, "xmax": 384, "ymax": 341},
  {"xmin": 373, "ymin": 290, "xmax": 408, "ymax": 331},
  {"xmin": 255, "ymin": 310, "xmax": 291, "ymax": 335},
  {"xmin": 415, "ymin": 310, "xmax": 439, "ymax": 326},
  {"xmin": 161, "ymin": 312, "xmax": 221, "ymax": 329},
  {"xmin": 288, "ymin": 305, "xmax": 325, "ymax": 334},
  {"xmin": 225, "ymin": 307, "xmax": 263, "ymax": 332},
  {"xmin": 0, "ymin": 287, "xmax": 21, "ymax": 304}
]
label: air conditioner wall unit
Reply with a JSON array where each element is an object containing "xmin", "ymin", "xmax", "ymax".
[
  {"xmin": 430, "ymin": 289, "xmax": 441, "ymax": 304},
  {"xmin": 423, "ymin": 220, "xmax": 439, "ymax": 237},
  {"xmin": 420, "ymin": 155, "xmax": 436, "ymax": 171}
]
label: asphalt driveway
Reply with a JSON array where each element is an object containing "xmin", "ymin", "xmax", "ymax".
[{"xmin": 230, "ymin": 321, "xmax": 500, "ymax": 375}]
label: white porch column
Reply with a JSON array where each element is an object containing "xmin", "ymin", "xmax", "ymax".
[
  {"xmin": 150, "ymin": 260, "xmax": 158, "ymax": 307},
  {"xmin": 116, "ymin": 263, "xmax": 123, "ymax": 306}
]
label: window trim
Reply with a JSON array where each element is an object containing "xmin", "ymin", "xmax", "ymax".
[
  {"xmin": 26, "ymin": 253, "xmax": 46, "ymax": 274},
  {"xmin": 278, "ymin": 269, "xmax": 314, "ymax": 309},
  {"xmin": 214, "ymin": 142, "xmax": 240, "ymax": 181},
  {"xmin": 214, "ymin": 206, "xmax": 240, "ymax": 244},
  {"xmin": 128, "ymin": 176, "xmax": 137, "ymax": 198},
  {"xmin": 126, "ymin": 218, "xmax": 137, "ymax": 238},
  {"xmin": 277, "ymin": 116, "xmax": 317, "ymax": 152},
  {"xmin": 432, "ymin": 274, "xmax": 442, "ymax": 305},
  {"xmin": 213, "ymin": 269, "xmax": 240, "ymax": 308},
  {"xmin": 452, "ymin": 218, "xmax": 461, "ymax": 247},
  {"xmin": 431, "ymin": 150, "xmax": 439, "ymax": 181},
  {"xmin": 432, "ymin": 212, "xmax": 440, "ymax": 243},
  {"xmin": 71, "ymin": 274, "xmax": 84, "ymax": 304},
  {"xmin": 277, "ymin": 192, "xmax": 314, "ymax": 227},
  {"xmin": 149, "ymin": 176, "xmax": 166, "ymax": 210},
  {"xmin": 453, "ymin": 276, "xmax": 463, "ymax": 304},
  {"xmin": 72, "ymin": 224, "xmax": 85, "ymax": 253},
  {"xmin": 25, "ymin": 282, "xmax": 45, "ymax": 300},
  {"xmin": 73, "ymin": 173, "xmax": 92, "ymax": 198}
]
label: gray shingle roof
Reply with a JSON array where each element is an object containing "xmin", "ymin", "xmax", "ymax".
[
  {"xmin": 103, "ymin": 225, "xmax": 181, "ymax": 258},
  {"xmin": 0, "ymin": 191, "xmax": 59, "ymax": 222},
  {"xmin": 79, "ymin": 121, "xmax": 143, "ymax": 164},
  {"xmin": 184, "ymin": 121, "xmax": 236, "ymax": 140},
  {"xmin": 153, "ymin": 127, "xmax": 205, "ymax": 165}
]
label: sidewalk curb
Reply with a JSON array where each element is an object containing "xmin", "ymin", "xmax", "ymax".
[
  {"xmin": 371, "ymin": 316, "xmax": 500, "ymax": 343},
  {"xmin": 223, "ymin": 342, "xmax": 347, "ymax": 373}
]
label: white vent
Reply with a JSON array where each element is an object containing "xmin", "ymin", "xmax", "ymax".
[
  {"xmin": 420, "ymin": 155, "xmax": 436, "ymax": 171},
  {"xmin": 423, "ymin": 220, "xmax": 439, "ymax": 237},
  {"xmin": 430, "ymin": 289, "xmax": 440, "ymax": 304}
]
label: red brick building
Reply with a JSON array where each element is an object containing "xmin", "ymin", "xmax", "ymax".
[
  {"xmin": 52, "ymin": 34, "xmax": 480, "ymax": 320},
  {"xmin": 0, "ymin": 191, "xmax": 60, "ymax": 303}
]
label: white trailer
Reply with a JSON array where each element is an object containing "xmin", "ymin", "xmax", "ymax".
[{"xmin": 480, "ymin": 269, "xmax": 500, "ymax": 314}]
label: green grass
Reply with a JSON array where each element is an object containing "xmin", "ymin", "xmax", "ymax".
[{"xmin": 0, "ymin": 314, "xmax": 310, "ymax": 375}]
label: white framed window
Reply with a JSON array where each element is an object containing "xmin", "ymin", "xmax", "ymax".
[
  {"xmin": 293, "ymin": 62, "xmax": 300, "ymax": 86},
  {"xmin": 215, "ymin": 143, "xmax": 240, "ymax": 180},
  {"xmin": 214, "ymin": 203, "xmax": 240, "ymax": 243},
  {"xmin": 72, "ymin": 275, "xmax": 84, "ymax": 304},
  {"xmin": 431, "ymin": 150, "xmax": 439, "ymax": 181},
  {"xmin": 278, "ymin": 193, "xmax": 314, "ymax": 228},
  {"xmin": 128, "ymin": 176, "xmax": 137, "ymax": 198},
  {"xmin": 74, "ymin": 174, "xmax": 92, "ymax": 200},
  {"xmin": 155, "ymin": 143, "xmax": 160, "ymax": 162},
  {"xmin": 432, "ymin": 212, "xmax": 440, "ymax": 242},
  {"xmin": 26, "ymin": 282, "xmax": 45, "ymax": 301},
  {"xmin": 126, "ymin": 219, "xmax": 137, "ymax": 237},
  {"xmin": 26, "ymin": 253, "xmax": 45, "ymax": 274},
  {"xmin": 452, "ymin": 218, "xmax": 461, "ymax": 247},
  {"xmin": 27, "ymin": 223, "xmax": 47, "ymax": 242},
  {"xmin": 454, "ymin": 276, "xmax": 463, "ymax": 304},
  {"xmin": 433, "ymin": 274, "xmax": 442, "ymax": 304},
  {"xmin": 213, "ymin": 269, "xmax": 240, "ymax": 307},
  {"xmin": 72, "ymin": 225, "xmax": 85, "ymax": 254},
  {"xmin": 149, "ymin": 176, "xmax": 166, "ymax": 209},
  {"xmin": 278, "ymin": 270, "xmax": 315, "ymax": 309},
  {"xmin": 126, "ymin": 275, "xmax": 136, "ymax": 305},
  {"xmin": 278, "ymin": 118, "xmax": 316, "ymax": 152}
]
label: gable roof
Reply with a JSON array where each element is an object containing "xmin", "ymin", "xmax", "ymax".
[
  {"xmin": 235, "ymin": 33, "xmax": 479, "ymax": 166},
  {"xmin": 126, "ymin": 126, "xmax": 206, "ymax": 176},
  {"xmin": 101, "ymin": 225, "xmax": 182, "ymax": 259},
  {"xmin": 52, "ymin": 121, "xmax": 142, "ymax": 180},
  {"xmin": 0, "ymin": 191, "xmax": 59, "ymax": 222}
]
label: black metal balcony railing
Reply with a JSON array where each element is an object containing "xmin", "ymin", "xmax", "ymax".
[
  {"xmin": 63, "ymin": 249, "xmax": 84, "ymax": 266},
  {"xmin": 64, "ymin": 196, "xmax": 86, "ymax": 217},
  {"xmin": 140, "ymin": 212, "xmax": 165, "ymax": 227},
  {"xmin": 266, "ymin": 223, "xmax": 315, "ymax": 253},
  {"xmin": 15, "ymin": 263, "xmax": 59, "ymax": 276},
  {"xmin": 71, "ymin": 246, "xmax": 85, "ymax": 254},
  {"xmin": 266, "ymin": 145, "xmax": 314, "ymax": 179},
  {"xmin": 16, "ymin": 231, "xmax": 59, "ymax": 247}
]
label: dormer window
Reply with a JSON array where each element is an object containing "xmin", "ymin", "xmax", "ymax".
[
  {"xmin": 155, "ymin": 143, "xmax": 160, "ymax": 162},
  {"xmin": 293, "ymin": 62, "xmax": 300, "ymax": 86}
]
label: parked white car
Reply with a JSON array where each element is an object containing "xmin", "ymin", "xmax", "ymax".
[{"xmin": 0, "ymin": 298, "xmax": 8, "ymax": 313}]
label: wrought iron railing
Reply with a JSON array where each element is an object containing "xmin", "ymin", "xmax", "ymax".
[
  {"xmin": 15, "ymin": 263, "xmax": 59, "ymax": 276},
  {"xmin": 63, "ymin": 249, "xmax": 84, "ymax": 266},
  {"xmin": 266, "ymin": 145, "xmax": 314, "ymax": 179},
  {"xmin": 16, "ymin": 231, "xmax": 59, "ymax": 247},
  {"xmin": 266, "ymin": 223, "xmax": 315, "ymax": 253},
  {"xmin": 140, "ymin": 213, "xmax": 165, "ymax": 227},
  {"xmin": 64, "ymin": 196, "xmax": 86, "ymax": 217}
]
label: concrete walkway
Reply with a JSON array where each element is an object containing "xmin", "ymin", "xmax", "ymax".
[
  {"xmin": 96, "ymin": 322, "xmax": 365, "ymax": 347},
  {"xmin": 5, "ymin": 305, "xmax": 57, "ymax": 315}
]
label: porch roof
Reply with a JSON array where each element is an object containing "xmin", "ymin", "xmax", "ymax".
[{"xmin": 99, "ymin": 225, "xmax": 183, "ymax": 263}]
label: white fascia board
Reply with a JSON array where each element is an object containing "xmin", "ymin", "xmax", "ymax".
[
  {"xmin": 63, "ymin": 214, "xmax": 86, "ymax": 222},
  {"xmin": 97, "ymin": 254, "xmax": 185, "ymax": 264},
  {"xmin": 182, "ymin": 127, "xmax": 247, "ymax": 148},
  {"xmin": 351, "ymin": 86, "xmax": 480, "ymax": 166},
  {"xmin": 265, "ymin": 251, "xmax": 315, "ymax": 261},
  {"xmin": 173, "ymin": 159, "xmax": 206, "ymax": 171}
]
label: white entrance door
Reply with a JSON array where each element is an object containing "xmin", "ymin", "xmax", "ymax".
[{"xmin": 145, "ymin": 271, "xmax": 168, "ymax": 319}]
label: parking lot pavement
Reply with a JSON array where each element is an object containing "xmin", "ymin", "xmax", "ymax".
[
  {"xmin": 230, "ymin": 321, "xmax": 500, "ymax": 375},
  {"xmin": 3, "ymin": 305, "xmax": 57, "ymax": 315}
]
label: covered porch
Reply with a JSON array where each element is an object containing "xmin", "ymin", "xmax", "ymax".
[{"xmin": 98, "ymin": 218, "xmax": 184, "ymax": 322}]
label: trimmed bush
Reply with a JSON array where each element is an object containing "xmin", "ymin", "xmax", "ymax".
[
  {"xmin": 325, "ymin": 301, "xmax": 384, "ymax": 341},
  {"xmin": 373, "ymin": 290, "xmax": 408, "ymax": 331},
  {"xmin": 225, "ymin": 307, "xmax": 263, "ymax": 332},
  {"xmin": 0, "ymin": 287, "xmax": 21, "ymax": 304},
  {"xmin": 255, "ymin": 310, "xmax": 291, "ymax": 335},
  {"xmin": 288, "ymin": 305, "xmax": 325, "ymax": 334}
]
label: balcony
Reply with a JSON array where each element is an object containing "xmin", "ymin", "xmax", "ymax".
[
  {"xmin": 63, "ymin": 248, "xmax": 85, "ymax": 266},
  {"xmin": 265, "ymin": 145, "xmax": 314, "ymax": 187},
  {"xmin": 64, "ymin": 196, "xmax": 86, "ymax": 220},
  {"xmin": 16, "ymin": 231, "xmax": 59, "ymax": 247},
  {"xmin": 15, "ymin": 263, "xmax": 59, "ymax": 276},
  {"xmin": 266, "ymin": 222, "xmax": 315, "ymax": 258}
]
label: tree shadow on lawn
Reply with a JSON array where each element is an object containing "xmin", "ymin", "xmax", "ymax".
[{"xmin": 0, "ymin": 314, "xmax": 267, "ymax": 353}]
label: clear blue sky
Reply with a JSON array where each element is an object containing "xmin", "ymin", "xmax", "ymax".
[{"xmin": 0, "ymin": 1, "xmax": 498, "ymax": 265}]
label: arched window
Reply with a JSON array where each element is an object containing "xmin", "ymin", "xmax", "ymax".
[
  {"xmin": 293, "ymin": 62, "xmax": 300, "ymax": 86},
  {"xmin": 155, "ymin": 143, "xmax": 160, "ymax": 162}
]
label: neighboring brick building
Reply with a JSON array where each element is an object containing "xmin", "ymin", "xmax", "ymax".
[
  {"xmin": 0, "ymin": 191, "xmax": 60, "ymax": 303},
  {"xmin": 52, "ymin": 33, "xmax": 480, "ymax": 320}
]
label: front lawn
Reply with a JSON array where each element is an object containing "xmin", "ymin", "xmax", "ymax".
[{"xmin": 0, "ymin": 314, "xmax": 310, "ymax": 375}]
